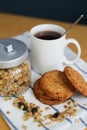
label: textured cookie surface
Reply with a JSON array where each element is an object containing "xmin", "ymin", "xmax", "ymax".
[
  {"xmin": 33, "ymin": 79, "xmax": 65, "ymax": 105},
  {"xmin": 33, "ymin": 79, "xmax": 52, "ymax": 100},
  {"xmin": 64, "ymin": 66, "xmax": 87, "ymax": 97},
  {"xmin": 40, "ymin": 70, "xmax": 74, "ymax": 100}
]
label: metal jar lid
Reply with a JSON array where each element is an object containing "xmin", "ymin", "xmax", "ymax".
[{"xmin": 0, "ymin": 39, "xmax": 28, "ymax": 68}]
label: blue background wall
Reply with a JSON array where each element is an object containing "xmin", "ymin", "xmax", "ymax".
[{"xmin": 0, "ymin": 0, "xmax": 87, "ymax": 24}]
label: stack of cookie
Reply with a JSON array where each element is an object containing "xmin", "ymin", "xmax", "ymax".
[{"xmin": 33, "ymin": 66, "xmax": 87, "ymax": 105}]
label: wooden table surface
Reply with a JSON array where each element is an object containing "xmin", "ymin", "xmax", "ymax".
[{"xmin": 0, "ymin": 13, "xmax": 87, "ymax": 130}]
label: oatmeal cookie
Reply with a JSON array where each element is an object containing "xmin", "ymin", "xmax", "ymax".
[
  {"xmin": 64, "ymin": 66, "xmax": 87, "ymax": 97},
  {"xmin": 33, "ymin": 79, "xmax": 64, "ymax": 105},
  {"xmin": 40, "ymin": 70, "xmax": 74, "ymax": 100}
]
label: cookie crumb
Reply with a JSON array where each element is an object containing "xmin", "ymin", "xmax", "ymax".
[
  {"xmin": 22, "ymin": 125, "xmax": 27, "ymax": 130},
  {"xmin": 73, "ymin": 101, "xmax": 78, "ymax": 107},
  {"xmin": 6, "ymin": 111, "xmax": 10, "ymax": 114},
  {"xmin": 5, "ymin": 97, "xmax": 12, "ymax": 101},
  {"xmin": 45, "ymin": 107, "xmax": 50, "ymax": 111},
  {"xmin": 64, "ymin": 105, "xmax": 68, "ymax": 108},
  {"xmin": 67, "ymin": 101, "xmax": 73, "ymax": 106},
  {"xmin": 74, "ymin": 118, "xmax": 80, "ymax": 123}
]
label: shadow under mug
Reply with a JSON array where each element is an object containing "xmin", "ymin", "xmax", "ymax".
[{"xmin": 30, "ymin": 24, "xmax": 81, "ymax": 74}]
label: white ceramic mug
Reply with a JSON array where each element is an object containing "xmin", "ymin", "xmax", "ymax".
[{"xmin": 30, "ymin": 24, "xmax": 81, "ymax": 74}]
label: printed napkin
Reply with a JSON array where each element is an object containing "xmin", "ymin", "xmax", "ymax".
[{"xmin": 0, "ymin": 31, "xmax": 87, "ymax": 130}]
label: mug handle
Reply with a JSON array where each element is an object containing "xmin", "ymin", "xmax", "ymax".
[{"xmin": 63, "ymin": 38, "xmax": 81, "ymax": 64}]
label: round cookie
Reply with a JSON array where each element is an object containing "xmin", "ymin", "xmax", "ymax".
[
  {"xmin": 33, "ymin": 79, "xmax": 66, "ymax": 105},
  {"xmin": 64, "ymin": 66, "xmax": 87, "ymax": 97},
  {"xmin": 40, "ymin": 70, "xmax": 74, "ymax": 100}
]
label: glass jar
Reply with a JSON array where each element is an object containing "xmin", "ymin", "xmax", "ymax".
[{"xmin": 0, "ymin": 39, "xmax": 31, "ymax": 96}]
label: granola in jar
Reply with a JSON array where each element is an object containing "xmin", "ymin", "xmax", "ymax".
[{"xmin": 0, "ymin": 39, "xmax": 31, "ymax": 96}]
